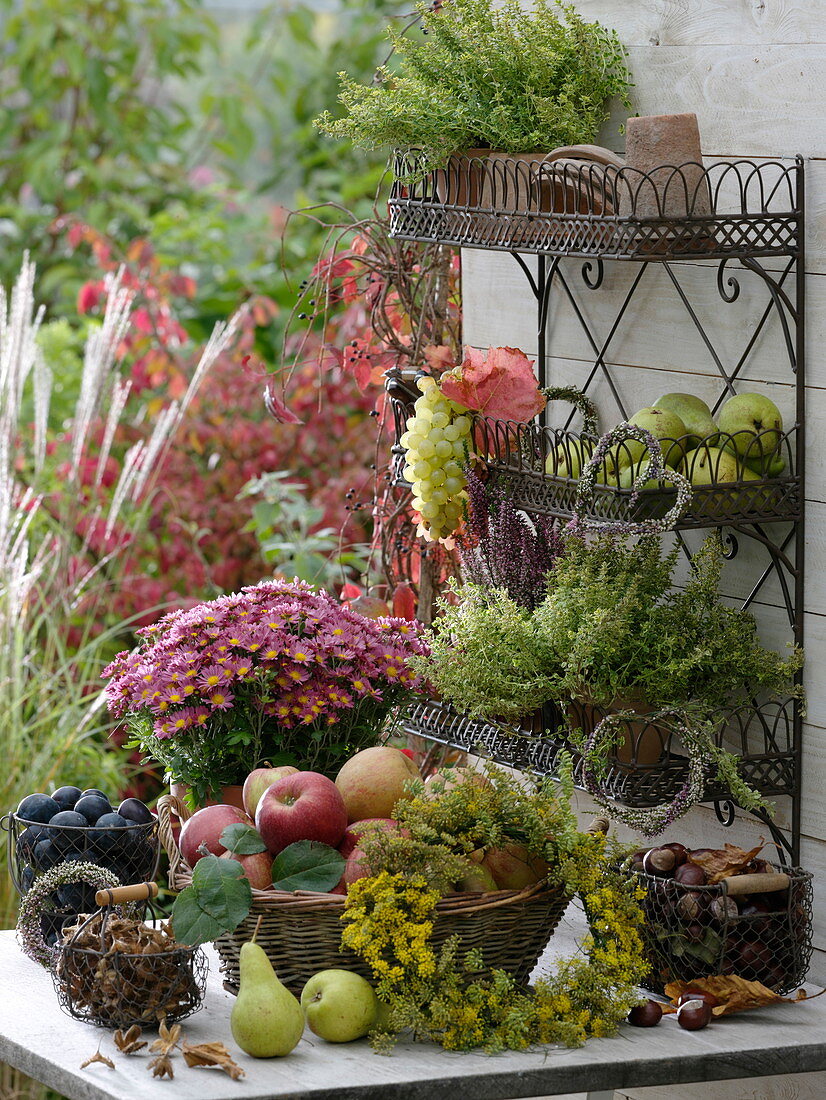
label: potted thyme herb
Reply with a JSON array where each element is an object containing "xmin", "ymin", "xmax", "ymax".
[{"xmin": 316, "ymin": 0, "xmax": 632, "ymax": 201}]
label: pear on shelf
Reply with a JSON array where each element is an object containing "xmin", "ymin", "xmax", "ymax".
[{"xmin": 230, "ymin": 921, "xmax": 305, "ymax": 1058}]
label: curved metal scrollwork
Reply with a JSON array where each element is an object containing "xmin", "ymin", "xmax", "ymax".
[
  {"xmin": 714, "ymin": 800, "xmax": 737, "ymax": 828},
  {"xmin": 720, "ymin": 529, "xmax": 739, "ymax": 560},
  {"xmin": 581, "ymin": 258, "xmax": 605, "ymax": 290},
  {"xmin": 716, "ymin": 258, "xmax": 741, "ymax": 303}
]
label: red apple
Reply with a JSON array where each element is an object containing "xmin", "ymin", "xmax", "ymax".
[
  {"xmin": 220, "ymin": 849, "xmax": 273, "ymax": 890},
  {"xmin": 338, "ymin": 818, "xmax": 398, "ymax": 860},
  {"xmin": 335, "ymin": 745, "xmax": 419, "ymax": 822},
  {"xmin": 255, "ymin": 771, "xmax": 348, "ymax": 856},
  {"xmin": 423, "ymin": 765, "xmax": 489, "ymax": 798},
  {"xmin": 480, "ymin": 843, "xmax": 549, "ymax": 891},
  {"xmin": 343, "ymin": 844, "xmax": 371, "ymax": 887},
  {"xmin": 242, "ymin": 765, "xmax": 299, "ymax": 818},
  {"xmin": 179, "ymin": 804, "xmax": 253, "ymax": 868}
]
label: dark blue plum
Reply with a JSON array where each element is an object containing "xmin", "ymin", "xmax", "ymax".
[
  {"xmin": 33, "ymin": 839, "xmax": 60, "ymax": 871},
  {"xmin": 47, "ymin": 810, "xmax": 89, "ymax": 852},
  {"xmin": 17, "ymin": 793, "xmax": 60, "ymax": 823},
  {"xmin": 80, "ymin": 789, "xmax": 109, "ymax": 801},
  {"xmin": 56, "ymin": 882, "xmax": 97, "ymax": 911},
  {"xmin": 117, "ymin": 797, "xmax": 154, "ymax": 825},
  {"xmin": 73, "ymin": 794, "xmax": 111, "ymax": 823},
  {"xmin": 17, "ymin": 824, "xmax": 47, "ymax": 860},
  {"xmin": 21, "ymin": 867, "xmax": 35, "ymax": 892},
  {"xmin": 90, "ymin": 812, "xmax": 129, "ymax": 855},
  {"xmin": 51, "ymin": 785, "xmax": 82, "ymax": 810}
]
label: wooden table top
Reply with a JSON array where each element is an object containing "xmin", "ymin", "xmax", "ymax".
[{"xmin": 1, "ymin": 916, "xmax": 825, "ymax": 1100}]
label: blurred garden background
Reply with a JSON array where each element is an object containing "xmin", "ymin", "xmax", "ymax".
[{"xmin": 0, "ymin": 0, "xmax": 462, "ymax": 974}]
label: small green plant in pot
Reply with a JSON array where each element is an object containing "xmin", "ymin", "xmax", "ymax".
[
  {"xmin": 533, "ymin": 529, "xmax": 803, "ymax": 832},
  {"xmin": 316, "ymin": 0, "xmax": 632, "ymax": 178}
]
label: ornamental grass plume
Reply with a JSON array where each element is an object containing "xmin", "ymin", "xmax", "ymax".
[
  {"xmin": 0, "ymin": 257, "xmax": 237, "ymax": 925},
  {"xmin": 104, "ymin": 579, "xmax": 429, "ymax": 803}
]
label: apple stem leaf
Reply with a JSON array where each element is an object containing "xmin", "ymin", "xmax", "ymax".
[
  {"xmin": 220, "ymin": 823, "xmax": 267, "ymax": 855},
  {"xmin": 171, "ymin": 854, "xmax": 252, "ymax": 946},
  {"xmin": 271, "ymin": 840, "xmax": 345, "ymax": 893}
]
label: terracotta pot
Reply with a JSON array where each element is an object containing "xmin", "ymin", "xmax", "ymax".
[
  {"xmin": 434, "ymin": 148, "xmax": 618, "ymax": 214},
  {"xmin": 624, "ymin": 112, "xmax": 711, "ymax": 219},
  {"xmin": 567, "ymin": 699, "xmax": 666, "ymax": 769}
]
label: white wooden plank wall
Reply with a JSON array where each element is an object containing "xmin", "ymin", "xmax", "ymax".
[{"xmin": 461, "ymin": 4, "xmax": 826, "ymax": 1097}]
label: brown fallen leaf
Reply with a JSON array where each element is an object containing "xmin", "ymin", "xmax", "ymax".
[
  {"xmin": 80, "ymin": 1048, "xmax": 115, "ymax": 1070},
  {"xmin": 182, "ymin": 1041, "xmax": 245, "ymax": 1080},
  {"xmin": 664, "ymin": 975, "xmax": 824, "ymax": 1016},
  {"xmin": 114, "ymin": 1025, "xmax": 147, "ymax": 1054},
  {"xmin": 687, "ymin": 841, "xmax": 765, "ymax": 884}
]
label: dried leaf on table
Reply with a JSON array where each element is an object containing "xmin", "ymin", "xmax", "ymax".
[
  {"xmin": 148, "ymin": 1053, "xmax": 175, "ymax": 1079},
  {"xmin": 182, "ymin": 1041, "xmax": 246, "ymax": 1080},
  {"xmin": 664, "ymin": 975, "xmax": 822, "ymax": 1016},
  {"xmin": 150, "ymin": 1019, "xmax": 182, "ymax": 1054},
  {"xmin": 80, "ymin": 1048, "xmax": 115, "ymax": 1070},
  {"xmin": 687, "ymin": 840, "xmax": 765, "ymax": 883},
  {"xmin": 114, "ymin": 1025, "xmax": 147, "ymax": 1054}
]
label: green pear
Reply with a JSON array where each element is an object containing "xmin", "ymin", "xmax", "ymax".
[
  {"xmin": 681, "ymin": 445, "xmax": 740, "ymax": 485},
  {"xmin": 717, "ymin": 392, "xmax": 783, "ymax": 458},
  {"xmin": 617, "ymin": 407, "xmax": 687, "ymax": 470},
  {"xmin": 654, "ymin": 393, "xmax": 719, "ymax": 447},
  {"xmin": 743, "ymin": 451, "xmax": 786, "ymax": 478},
  {"xmin": 618, "ymin": 462, "xmax": 675, "ymax": 491},
  {"xmin": 456, "ymin": 863, "xmax": 499, "ymax": 892},
  {"xmin": 300, "ymin": 970, "xmax": 379, "ymax": 1043},
  {"xmin": 544, "ymin": 437, "xmax": 594, "ymax": 478},
  {"xmin": 231, "ymin": 940, "xmax": 305, "ymax": 1058}
]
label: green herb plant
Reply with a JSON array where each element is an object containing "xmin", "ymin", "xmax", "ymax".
[{"xmin": 317, "ymin": 0, "xmax": 632, "ymax": 173}]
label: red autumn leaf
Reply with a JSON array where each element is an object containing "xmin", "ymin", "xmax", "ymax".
[
  {"xmin": 423, "ymin": 344, "xmax": 456, "ymax": 374},
  {"xmin": 438, "ymin": 346, "xmax": 545, "ymax": 422},
  {"xmin": 392, "ymin": 582, "xmax": 417, "ymax": 620},
  {"xmin": 263, "ymin": 384, "xmax": 302, "ymax": 425}
]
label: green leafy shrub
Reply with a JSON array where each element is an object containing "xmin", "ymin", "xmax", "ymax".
[{"xmin": 317, "ymin": 0, "xmax": 632, "ymax": 170}]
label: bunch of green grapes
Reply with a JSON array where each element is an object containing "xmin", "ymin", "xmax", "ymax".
[{"xmin": 400, "ymin": 376, "xmax": 471, "ymax": 540}]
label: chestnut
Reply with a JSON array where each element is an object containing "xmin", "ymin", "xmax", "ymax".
[
  {"xmin": 643, "ymin": 846, "xmax": 677, "ymax": 877},
  {"xmin": 747, "ymin": 858, "xmax": 773, "ymax": 875},
  {"xmin": 740, "ymin": 897, "xmax": 771, "ymax": 917},
  {"xmin": 677, "ymin": 989, "xmax": 719, "ymax": 1009},
  {"xmin": 627, "ymin": 999, "xmax": 663, "ymax": 1028},
  {"xmin": 674, "ymin": 862, "xmax": 707, "ymax": 887},
  {"xmin": 663, "ymin": 841, "xmax": 689, "ymax": 866},
  {"xmin": 684, "ymin": 921, "xmax": 704, "ymax": 943},
  {"xmin": 676, "ymin": 891, "xmax": 706, "ymax": 922},
  {"xmin": 710, "ymin": 895, "xmax": 739, "ymax": 923},
  {"xmin": 677, "ymin": 998, "xmax": 713, "ymax": 1030}
]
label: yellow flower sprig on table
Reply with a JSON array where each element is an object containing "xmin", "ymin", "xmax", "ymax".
[{"xmin": 341, "ymin": 759, "xmax": 649, "ymax": 1053}]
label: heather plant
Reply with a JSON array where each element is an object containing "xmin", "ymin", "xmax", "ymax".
[
  {"xmin": 104, "ymin": 579, "xmax": 429, "ymax": 804},
  {"xmin": 317, "ymin": 0, "xmax": 632, "ymax": 173},
  {"xmin": 459, "ymin": 469, "xmax": 562, "ymax": 611},
  {"xmin": 411, "ymin": 584, "xmax": 558, "ymax": 724},
  {"xmin": 534, "ymin": 530, "xmax": 804, "ymax": 716}
]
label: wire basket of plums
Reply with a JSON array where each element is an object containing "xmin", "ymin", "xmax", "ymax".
[
  {"xmin": 54, "ymin": 882, "xmax": 207, "ymax": 1029},
  {"xmin": 3, "ymin": 787, "xmax": 159, "ymax": 905},
  {"xmin": 630, "ymin": 841, "xmax": 813, "ymax": 996}
]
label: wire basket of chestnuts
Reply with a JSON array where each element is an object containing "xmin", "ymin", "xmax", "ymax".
[
  {"xmin": 631, "ymin": 841, "xmax": 813, "ymax": 995},
  {"xmin": 54, "ymin": 883, "xmax": 207, "ymax": 1029}
]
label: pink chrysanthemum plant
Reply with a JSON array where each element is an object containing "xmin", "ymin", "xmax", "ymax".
[{"xmin": 103, "ymin": 579, "xmax": 428, "ymax": 805}]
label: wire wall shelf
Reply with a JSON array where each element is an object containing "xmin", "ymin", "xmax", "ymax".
[{"xmin": 386, "ymin": 153, "xmax": 806, "ymax": 861}]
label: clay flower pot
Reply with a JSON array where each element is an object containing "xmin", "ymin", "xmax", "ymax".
[{"xmin": 623, "ymin": 112, "xmax": 711, "ymax": 219}]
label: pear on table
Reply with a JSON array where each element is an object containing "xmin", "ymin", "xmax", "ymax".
[{"xmin": 231, "ymin": 929, "xmax": 304, "ymax": 1058}]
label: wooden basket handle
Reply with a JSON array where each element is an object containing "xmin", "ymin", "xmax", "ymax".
[
  {"xmin": 721, "ymin": 872, "xmax": 790, "ymax": 896},
  {"xmin": 156, "ymin": 793, "xmax": 194, "ymax": 884},
  {"xmin": 95, "ymin": 882, "xmax": 159, "ymax": 907}
]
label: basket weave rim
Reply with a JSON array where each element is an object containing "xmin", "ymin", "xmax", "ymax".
[{"xmin": 156, "ymin": 793, "xmax": 566, "ymax": 914}]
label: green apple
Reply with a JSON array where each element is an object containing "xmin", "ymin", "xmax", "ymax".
[
  {"xmin": 300, "ymin": 969, "xmax": 380, "ymax": 1043},
  {"xmin": 717, "ymin": 392, "xmax": 783, "ymax": 459},
  {"xmin": 617, "ymin": 407, "xmax": 688, "ymax": 470},
  {"xmin": 681, "ymin": 445, "xmax": 740, "ymax": 485},
  {"xmin": 544, "ymin": 437, "xmax": 594, "ymax": 478},
  {"xmin": 654, "ymin": 393, "xmax": 718, "ymax": 447}
]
